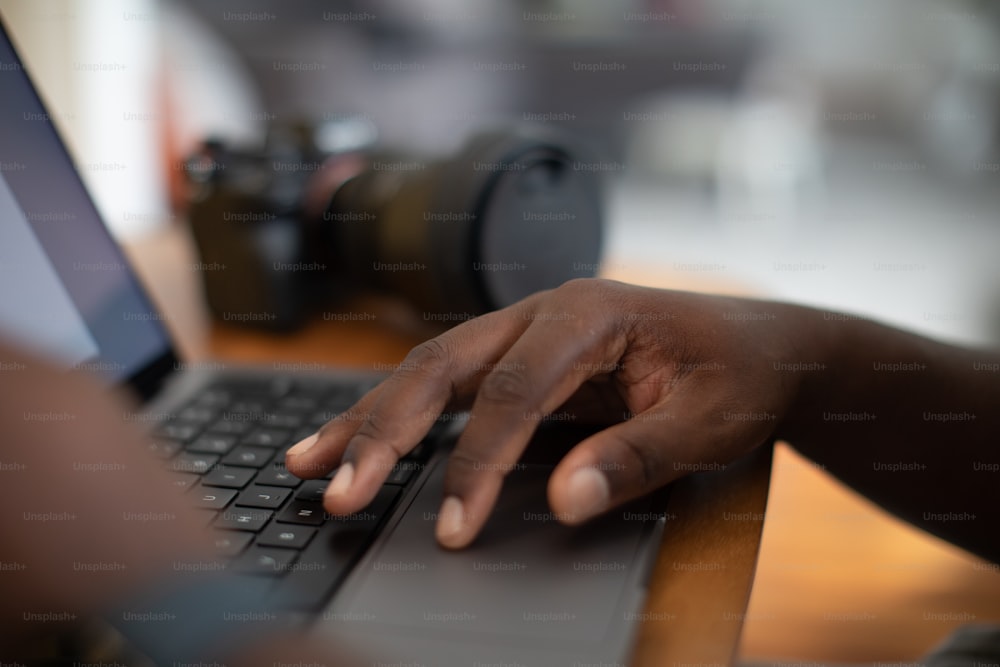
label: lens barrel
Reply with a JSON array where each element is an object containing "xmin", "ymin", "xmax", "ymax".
[{"xmin": 324, "ymin": 128, "xmax": 604, "ymax": 317}]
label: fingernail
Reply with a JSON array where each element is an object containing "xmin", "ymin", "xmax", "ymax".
[
  {"xmin": 327, "ymin": 462, "xmax": 354, "ymax": 497},
  {"xmin": 287, "ymin": 433, "xmax": 318, "ymax": 457},
  {"xmin": 564, "ymin": 467, "xmax": 610, "ymax": 523},
  {"xmin": 436, "ymin": 496, "xmax": 465, "ymax": 544}
]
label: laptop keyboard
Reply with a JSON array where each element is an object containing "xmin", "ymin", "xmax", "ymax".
[{"xmin": 148, "ymin": 375, "xmax": 439, "ymax": 611}]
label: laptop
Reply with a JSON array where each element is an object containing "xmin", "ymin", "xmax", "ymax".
[{"xmin": 0, "ymin": 18, "xmax": 669, "ymax": 666}]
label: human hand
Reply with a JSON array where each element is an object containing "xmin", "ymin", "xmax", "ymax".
[
  {"xmin": 0, "ymin": 341, "xmax": 213, "ymax": 641},
  {"xmin": 286, "ymin": 279, "xmax": 806, "ymax": 549}
]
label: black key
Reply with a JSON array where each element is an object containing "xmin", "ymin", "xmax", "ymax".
[
  {"xmin": 147, "ymin": 439, "xmax": 182, "ymax": 459},
  {"xmin": 242, "ymin": 428, "xmax": 291, "ymax": 448},
  {"xmin": 236, "ymin": 486, "xmax": 291, "ymax": 509},
  {"xmin": 402, "ymin": 440, "xmax": 432, "ymax": 461},
  {"xmin": 191, "ymin": 388, "xmax": 231, "ymax": 408},
  {"xmin": 253, "ymin": 413, "xmax": 277, "ymax": 427},
  {"xmin": 254, "ymin": 465, "xmax": 302, "ymax": 488},
  {"xmin": 221, "ymin": 446, "xmax": 274, "ymax": 468},
  {"xmin": 214, "ymin": 508, "xmax": 273, "ymax": 532},
  {"xmin": 277, "ymin": 395, "xmax": 318, "ymax": 411},
  {"xmin": 290, "ymin": 427, "xmax": 316, "ymax": 445},
  {"xmin": 202, "ymin": 466, "xmax": 256, "ymax": 489},
  {"xmin": 423, "ymin": 418, "xmax": 453, "ymax": 445},
  {"xmin": 269, "ymin": 413, "xmax": 305, "ymax": 429},
  {"xmin": 231, "ymin": 547, "xmax": 298, "ymax": 576},
  {"xmin": 384, "ymin": 461, "xmax": 421, "ymax": 486},
  {"xmin": 154, "ymin": 422, "xmax": 201, "ymax": 442},
  {"xmin": 211, "ymin": 531, "xmax": 252, "ymax": 557},
  {"xmin": 307, "ymin": 410, "xmax": 341, "ymax": 427},
  {"xmin": 279, "ymin": 485, "xmax": 399, "ymax": 528},
  {"xmin": 187, "ymin": 434, "xmax": 238, "ymax": 455},
  {"xmin": 168, "ymin": 473, "xmax": 199, "ymax": 493},
  {"xmin": 206, "ymin": 418, "xmax": 253, "ymax": 436},
  {"xmin": 294, "ymin": 480, "xmax": 328, "ymax": 503},
  {"xmin": 276, "ymin": 501, "xmax": 325, "ymax": 526},
  {"xmin": 331, "ymin": 485, "xmax": 400, "ymax": 529},
  {"xmin": 220, "ymin": 411, "xmax": 267, "ymax": 428},
  {"xmin": 287, "ymin": 379, "xmax": 341, "ymax": 398},
  {"xmin": 257, "ymin": 524, "xmax": 317, "ymax": 550},
  {"xmin": 215, "ymin": 376, "xmax": 292, "ymax": 399},
  {"xmin": 176, "ymin": 405, "xmax": 216, "ymax": 424},
  {"xmin": 194, "ymin": 487, "xmax": 237, "ymax": 510},
  {"xmin": 170, "ymin": 452, "xmax": 219, "ymax": 475},
  {"xmin": 325, "ymin": 383, "xmax": 363, "ymax": 404},
  {"xmin": 228, "ymin": 400, "xmax": 268, "ymax": 415}
]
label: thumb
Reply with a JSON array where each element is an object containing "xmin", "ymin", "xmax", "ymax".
[{"xmin": 547, "ymin": 399, "xmax": 741, "ymax": 524}]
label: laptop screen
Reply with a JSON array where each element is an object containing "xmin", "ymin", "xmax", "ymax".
[{"xmin": 0, "ymin": 20, "xmax": 173, "ymax": 388}]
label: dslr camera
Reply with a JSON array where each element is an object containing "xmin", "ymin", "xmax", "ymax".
[{"xmin": 185, "ymin": 120, "xmax": 605, "ymax": 331}]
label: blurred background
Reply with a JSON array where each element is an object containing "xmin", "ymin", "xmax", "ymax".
[{"xmin": 2, "ymin": 0, "xmax": 999, "ymax": 662}]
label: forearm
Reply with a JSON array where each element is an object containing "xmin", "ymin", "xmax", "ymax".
[{"xmin": 776, "ymin": 306, "xmax": 1000, "ymax": 561}]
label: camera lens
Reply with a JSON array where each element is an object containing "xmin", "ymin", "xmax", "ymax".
[{"xmin": 323, "ymin": 128, "xmax": 604, "ymax": 317}]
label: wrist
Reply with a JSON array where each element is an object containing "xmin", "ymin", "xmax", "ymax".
[{"xmin": 769, "ymin": 301, "xmax": 845, "ymax": 445}]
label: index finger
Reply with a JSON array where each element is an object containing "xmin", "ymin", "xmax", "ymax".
[
  {"xmin": 297, "ymin": 297, "xmax": 541, "ymax": 516},
  {"xmin": 436, "ymin": 284, "xmax": 629, "ymax": 548}
]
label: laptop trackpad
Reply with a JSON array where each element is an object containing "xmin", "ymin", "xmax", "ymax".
[{"xmin": 334, "ymin": 456, "xmax": 655, "ymax": 643}]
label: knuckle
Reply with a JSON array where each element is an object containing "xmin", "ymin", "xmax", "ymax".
[
  {"xmin": 551, "ymin": 278, "xmax": 619, "ymax": 333},
  {"xmin": 315, "ymin": 409, "xmax": 358, "ymax": 440},
  {"xmin": 345, "ymin": 407, "xmax": 423, "ymax": 464},
  {"xmin": 315, "ymin": 420, "xmax": 339, "ymax": 441},
  {"xmin": 443, "ymin": 451, "xmax": 504, "ymax": 498},
  {"xmin": 319, "ymin": 406, "xmax": 363, "ymax": 435},
  {"xmin": 401, "ymin": 337, "xmax": 451, "ymax": 376},
  {"xmin": 351, "ymin": 409, "xmax": 395, "ymax": 448},
  {"xmin": 478, "ymin": 367, "xmax": 534, "ymax": 408},
  {"xmin": 557, "ymin": 277, "xmax": 610, "ymax": 299},
  {"xmin": 447, "ymin": 450, "xmax": 484, "ymax": 476},
  {"xmin": 617, "ymin": 432, "xmax": 661, "ymax": 489},
  {"xmin": 558, "ymin": 277, "xmax": 595, "ymax": 292},
  {"xmin": 344, "ymin": 417, "xmax": 404, "ymax": 472}
]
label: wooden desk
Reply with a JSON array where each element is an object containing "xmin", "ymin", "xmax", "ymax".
[{"xmin": 125, "ymin": 227, "xmax": 772, "ymax": 666}]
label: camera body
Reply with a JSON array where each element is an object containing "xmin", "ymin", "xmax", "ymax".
[{"xmin": 185, "ymin": 122, "xmax": 605, "ymax": 330}]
